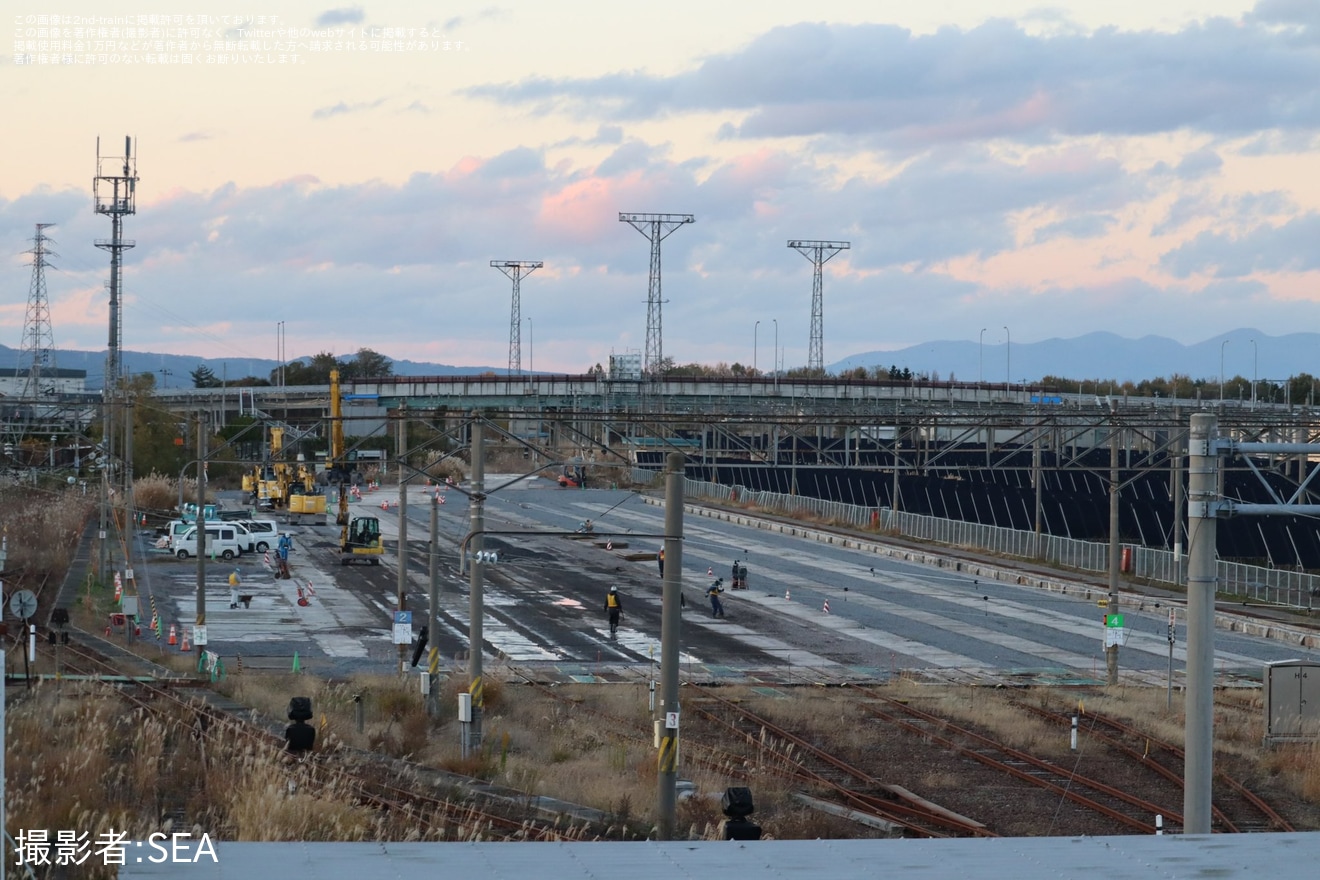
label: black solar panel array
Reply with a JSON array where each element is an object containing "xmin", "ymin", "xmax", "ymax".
[{"xmin": 639, "ymin": 441, "xmax": 1320, "ymax": 568}]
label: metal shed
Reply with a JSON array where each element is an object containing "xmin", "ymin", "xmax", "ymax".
[{"xmin": 1265, "ymin": 659, "xmax": 1320, "ymax": 742}]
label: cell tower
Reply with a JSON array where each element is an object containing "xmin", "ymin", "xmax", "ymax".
[
  {"xmin": 94, "ymin": 135, "xmax": 138, "ymax": 387},
  {"xmin": 19, "ymin": 224, "xmax": 59, "ymax": 401},
  {"xmin": 619, "ymin": 213, "xmax": 694, "ymax": 376},
  {"xmin": 490, "ymin": 260, "xmax": 543, "ymax": 375},
  {"xmin": 787, "ymin": 239, "xmax": 850, "ymax": 374}
]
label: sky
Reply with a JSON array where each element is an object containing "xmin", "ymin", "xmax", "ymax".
[{"xmin": 4, "ymin": 0, "xmax": 1320, "ymax": 379}]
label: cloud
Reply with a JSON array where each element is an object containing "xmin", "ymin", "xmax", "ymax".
[
  {"xmin": 1032, "ymin": 214, "xmax": 1115, "ymax": 244},
  {"xmin": 467, "ymin": 9, "xmax": 1320, "ymax": 148},
  {"xmin": 442, "ymin": 7, "xmax": 505, "ymax": 31},
  {"xmin": 311, "ymin": 98, "xmax": 386, "ymax": 119},
  {"xmin": 1161, "ymin": 214, "xmax": 1320, "ymax": 277},
  {"xmin": 315, "ymin": 6, "xmax": 365, "ymax": 27},
  {"xmin": 178, "ymin": 131, "xmax": 215, "ymax": 143}
]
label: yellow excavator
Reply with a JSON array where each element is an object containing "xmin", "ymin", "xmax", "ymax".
[
  {"xmin": 242, "ymin": 426, "xmax": 316, "ymax": 511},
  {"xmin": 329, "ymin": 369, "xmax": 382, "ymax": 565}
]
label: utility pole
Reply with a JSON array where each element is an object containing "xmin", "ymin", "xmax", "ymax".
[
  {"xmin": 1184, "ymin": 413, "xmax": 1217, "ymax": 834},
  {"xmin": 1106, "ymin": 401, "xmax": 1120, "ymax": 686},
  {"xmin": 122, "ymin": 396, "xmax": 134, "ymax": 516},
  {"xmin": 396, "ymin": 403, "xmax": 408, "ymax": 674},
  {"xmin": 787, "ymin": 239, "xmax": 850, "ymax": 374},
  {"xmin": 1171, "ymin": 449, "xmax": 1184, "ymax": 586},
  {"xmin": 657, "ymin": 451, "xmax": 685, "ymax": 840},
  {"xmin": 195, "ymin": 413, "xmax": 207, "ymax": 657},
  {"xmin": 97, "ymin": 470, "xmax": 109, "ymax": 584},
  {"xmin": 1033, "ymin": 423, "xmax": 1043, "ymax": 559},
  {"xmin": 467, "ymin": 419, "xmax": 486, "ymax": 747},
  {"xmin": 427, "ymin": 493, "xmax": 440, "ymax": 717},
  {"xmin": 491, "ymin": 260, "xmax": 543, "ymax": 376},
  {"xmin": 619, "ymin": 213, "xmax": 694, "ymax": 376}
]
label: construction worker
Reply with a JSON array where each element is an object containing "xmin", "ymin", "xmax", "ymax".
[
  {"xmin": 229, "ymin": 569, "xmax": 241, "ymax": 609},
  {"xmin": 657, "ymin": 546, "xmax": 665, "ymax": 578},
  {"xmin": 605, "ymin": 585, "xmax": 623, "ymax": 636},
  {"xmin": 276, "ymin": 533, "xmax": 292, "ymax": 580},
  {"xmin": 706, "ymin": 578, "xmax": 725, "ymax": 619}
]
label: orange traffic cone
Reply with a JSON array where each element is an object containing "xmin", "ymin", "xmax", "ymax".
[
  {"xmin": 168, "ymin": 623, "xmax": 177, "ymax": 646},
  {"xmin": 707, "ymin": 567, "xmax": 713, "ymax": 576},
  {"xmin": 823, "ymin": 599, "xmax": 830, "ymax": 614},
  {"xmin": 180, "ymin": 628, "xmax": 191, "ymax": 652}
]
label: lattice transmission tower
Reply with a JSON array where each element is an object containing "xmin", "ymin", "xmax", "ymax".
[
  {"xmin": 787, "ymin": 239, "xmax": 850, "ymax": 374},
  {"xmin": 19, "ymin": 223, "xmax": 59, "ymax": 401},
  {"xmin": 619, "ymin": 213, "xmax": 694, "ymax": 376},
  {"xmin": 491, "ymin": 260, "xmax": 543, "ymax": 375}
]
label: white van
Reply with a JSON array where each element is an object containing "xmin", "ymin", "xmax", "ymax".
[
  {"xmin": 233, "ymin": 519, "xmax": 280, "ymax": 552},
  {"xmin": 174, "ymin": 524, "xmax": 244, "ymax": 560}
]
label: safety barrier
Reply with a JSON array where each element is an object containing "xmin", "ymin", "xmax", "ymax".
[{"xmin": 680, "ymin": 477, "xmax": 1319, "ymax": 610}]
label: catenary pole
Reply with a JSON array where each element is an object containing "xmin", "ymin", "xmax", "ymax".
[
  {"xmin": 1184, "ymin": 413, "xmax": 1218, "ymax": 834},
  {"xmin": 657, "ymin": 451, "xmax": 685, "ymax": 839},
  {"xmin": 468, "ymin": 420, "xmax": 486, "ymax": 747}
]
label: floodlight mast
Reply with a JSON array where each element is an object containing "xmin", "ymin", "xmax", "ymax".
[
  {"xmin": 787, "ymin": 239, "xmax": 850, "ymax": 374},
  {"xmin": 620, "ymin": 213, "xmax": 694, "ymax": 377},
  {"xmin": 491, "ymin": 260, "xmax": 543, "ymax": 375}
]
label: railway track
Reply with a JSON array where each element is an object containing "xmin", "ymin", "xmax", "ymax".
[
  {"xmin": 49, "ymin": 640, "xmax": 599, "ymax": 842},
  {"xmin": 845, "ymin": 683, "xmax": 1179, "ymax": 835},
  {"xmin": 688, "ymin": 684, "xmax": 996, "ymax": 837},
  {"xmin": 1017, "ymin": 700, "xmax": 1294, "ymax": 833}
]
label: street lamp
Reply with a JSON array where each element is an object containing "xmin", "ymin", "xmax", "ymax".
[
  {"xmin": 754, "ymin": 320, "xmax": 761, "ymax": 376},
  {"xmin": 1220, "ymin": 339, "xmax": 1229, "ymax": 402},
  {"xmin": 50, "ymin": 435, "xmax": 56, "ymax": 469},
  {"xmin": 1250, "ymin": 337, "xmax": 1257, "ymax": 409},
  {"xmin": 1002, "ymin": 326, "xmax": 1011, "ymax": 389},
  {"xmin": 772, "ymin": 319, "xmax": 779, "ymax": 389},
  {"xmin": 978, "ymin": 327, "xmax": 987, "ymax": 385},
  {"xmin": 277, "ymin": 321, "xmax": 286, "ymax": 386}
]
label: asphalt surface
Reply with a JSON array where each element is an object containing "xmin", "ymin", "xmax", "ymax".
[{"xmin": 126, "ymin": 478, "xmax": 1320, "ymax": 680}]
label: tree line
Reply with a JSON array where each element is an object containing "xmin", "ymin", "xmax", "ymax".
[{"xmin": 188, "ymin": 348, "xmax": 393, "ymax": 388}]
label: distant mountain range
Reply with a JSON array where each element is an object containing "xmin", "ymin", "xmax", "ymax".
[
  {"xmin": 1, "ymin": 329, "xmax": 1314, "ymax": 388},
  {"xmin": 0, "ymin": 345, "xmax": 504, "ymax": 390},
  {"xmin": 829, "ymin": 329, "xmax": 1317, "ymax": 385}
]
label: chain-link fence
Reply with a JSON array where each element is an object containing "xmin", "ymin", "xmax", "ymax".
[{"xmin": 675, "ymin": 477, "xmax": 1319, "ymax": 610}]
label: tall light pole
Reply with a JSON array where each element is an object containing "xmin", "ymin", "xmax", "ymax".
[
  {"xmin": 772, "ymin": 319, "xmax": 779, "ymax": 389},
  {"xmin": 754, "ymin": 320, "xmax": 760, "ymax": 375},
  {"xmin": 1220, "ymin": 339, "xmax": 1229, "ymax": 401},
  {"xmin": 277, "ymin": 321, "xmax": 285, "ymax": 386},
  {"xmin": 978, "ymin": 327, "xmax": 987, "ymax": 384},
  {"xmin": 1002, "ymin": 326, "xmax": 1011, "ymax": 388},
  {"xmin": 1250, "ymin": 337, "xmax": 1257, "ymax": 409}
]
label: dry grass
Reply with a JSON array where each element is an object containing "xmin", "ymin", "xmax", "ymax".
[
  {"xmin": 0, "ymin": 484, "xmax": 95, "ymax": 579},
  {"xmin": 8, "ymin": 669, "xmax": 1320, "ymax": 860},
  {"xmin": 133, "ymin": 471, "xmax": 210, "ymax": 517}
]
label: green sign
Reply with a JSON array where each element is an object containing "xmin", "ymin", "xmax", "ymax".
[{"xmin": 1105, "ymin": 613, "xmax": 1125, "ymax": 628}]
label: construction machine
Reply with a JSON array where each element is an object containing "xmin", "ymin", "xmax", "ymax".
[
  {"xmin": 243, "ymin": 427, "xmax": 315, "ymax": 511},
  {"xmin": 329, "ymin": 369, "xmax": 382, "ymax": 565},
  {"xmin": 558, "ymin": 458, "xmax": 586, "ymax": 488}
]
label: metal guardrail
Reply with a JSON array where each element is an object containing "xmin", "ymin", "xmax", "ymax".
[{"xmin": 680, "ymin": 478, "xmax": 1320, "ymax": 611}]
